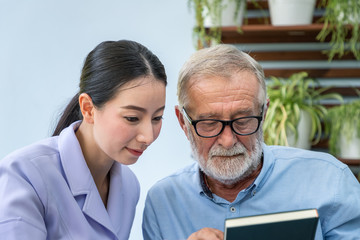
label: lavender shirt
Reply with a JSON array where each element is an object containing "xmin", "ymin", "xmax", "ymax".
[{"xmin": 0, "ymin": 121, "xmax": 139, "ymax": 239}]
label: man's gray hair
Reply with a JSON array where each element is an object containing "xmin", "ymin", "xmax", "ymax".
[{"xmin": 177, "ymin": 44, "xmax": 267, "ymax": 108}]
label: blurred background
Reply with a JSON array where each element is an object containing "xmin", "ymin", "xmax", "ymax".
[
  {"xmin": 1, "ymin": 0, "xmax": 359, "ymax": 239},
  {"xmin": 0, "ymin": 1, "xmax": 195, "ymax": 239}
]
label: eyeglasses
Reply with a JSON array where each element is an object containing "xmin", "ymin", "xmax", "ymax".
[{"xmin": 182, "ymin": 106, "xmax": 263, "ymax": 138}]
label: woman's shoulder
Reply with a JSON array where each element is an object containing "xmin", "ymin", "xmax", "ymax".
[
  {"xmin": 0, "ymin": 137, "xmax": 63, "ymax": 209},
  {"xmin": 0, "ymin": 136, "xmax": 60, "ymax": 171}
]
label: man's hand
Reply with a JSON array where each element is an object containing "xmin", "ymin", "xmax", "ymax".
[{"xmin": 187, "ymin": 227, "xmax": 224, "ymax": 240}]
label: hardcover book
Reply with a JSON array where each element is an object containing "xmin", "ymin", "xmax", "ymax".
[{"xmin": 225, "ymin": 209, "xmax": 319, "ymax": 240}]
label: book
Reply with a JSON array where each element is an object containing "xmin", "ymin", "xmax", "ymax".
[{"xmin": 224, "ymin": 209, "xmax": 319, "ymax": 240}]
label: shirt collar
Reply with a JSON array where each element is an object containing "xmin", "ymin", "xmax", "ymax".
[
  {"xmin": 197, "ymin": 145, "xmax": 274, "ymax": 199},
  {"xmin": 58, "ymin": 120, "xmax": 93, "ymax": 195},
  {"xmin": 199, "ymin": 169, "xmax": 213, "ymax": 199},
  {"xmin": 253, "ymin": 144, "xmax": 275, "ymax": 190}
]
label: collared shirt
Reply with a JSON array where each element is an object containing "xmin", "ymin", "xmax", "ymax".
[
  {"xmin": 142, "ymin": 144, "xmax": 360, "ymax": 240},
  {"xmin": 0, "ymin": 121, "xmax": 140, "ymax": 240}
]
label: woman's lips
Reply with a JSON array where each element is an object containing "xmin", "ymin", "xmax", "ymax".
[{"xmin": 126, "ymin": 148, "xmax": 144, "ymax": 157}]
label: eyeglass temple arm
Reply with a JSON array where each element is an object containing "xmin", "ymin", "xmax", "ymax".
[{"xmin": 182, "ymin": 107, "xmax": 193, "ymax": 124}]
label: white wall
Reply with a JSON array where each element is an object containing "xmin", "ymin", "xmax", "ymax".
[{"xmin": 0, "ymin": 1, "xmax": 195, "ymax": 239}]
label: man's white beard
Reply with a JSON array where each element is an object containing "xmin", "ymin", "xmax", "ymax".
[{"xmin": 188, "ymin": 128, "xmax": 263, "ymax": 185}]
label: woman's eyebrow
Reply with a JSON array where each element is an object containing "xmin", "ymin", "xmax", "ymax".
[
  {"xmin": 121, "ymin": 105, "xmax": 165, "ymax": 113},
  {"xmin": 121, "ymin": 105, "xmax": 147, "ymax": 113}
]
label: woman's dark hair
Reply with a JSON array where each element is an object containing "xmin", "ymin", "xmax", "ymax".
[{"xmin": 52, "ymin": 40, "xmax": 167, "ymax": 136}]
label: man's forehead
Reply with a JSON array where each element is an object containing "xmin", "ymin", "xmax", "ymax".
[
  {"xmin": 187, "ymin": 75, "xmax": 259, "ymax": 105},
  {"xmin": 188, "ymin": 71, "xmax": 258, "ymax": 90}
]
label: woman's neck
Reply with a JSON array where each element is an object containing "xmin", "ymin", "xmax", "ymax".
[{"xmin": 75, "ymin": 122, "xmax": 114, "ymax": 207}]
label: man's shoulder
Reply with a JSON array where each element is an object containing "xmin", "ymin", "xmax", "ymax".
[
  {"xmin": 265, "ymin": 145, "xmax": 346, "ymax": 169},
  {"xmin": 148, "ymin": 162, "xmax": 199, "ymax": 194}
]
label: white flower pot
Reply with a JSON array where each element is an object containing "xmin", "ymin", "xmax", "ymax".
[
  {"xmin": 287, "ymin": 110, "xmax": 312, "ymax": 150},
  {"xmin": 204, "ymin": 0, "xmax": 245, "ymax": 27},
  {"xmin": 339, "ymin": 131, "xmax": 360, "ymax": 159},
  {"xmin": 269, "ymin": 0, "xmax": 316, "ymax": 26}
]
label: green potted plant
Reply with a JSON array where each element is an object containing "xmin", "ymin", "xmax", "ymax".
[
  {"xmin": 326, "ymin": 95, "xmax": 360, "ymax": 159},
  {"xmin": 317, "ymin": 0, "xmax": 360, "ymax": 60},
  {"xmin": 263, "ymin": 72, "xmax": 343, "ymax": 149},
  {"xmin": 187, "ymin": 0, "xmax": 247, "ymax": 49}
]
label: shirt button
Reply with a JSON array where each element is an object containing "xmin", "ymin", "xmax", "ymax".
[{"xmin": 230, "ymin": 207, "xmax": 236, "ymax": 212}]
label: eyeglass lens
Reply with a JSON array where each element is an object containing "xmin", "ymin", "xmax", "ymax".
[{"xmin": 196, "ymin": 117, "xmax": 259, "ymax": 137}]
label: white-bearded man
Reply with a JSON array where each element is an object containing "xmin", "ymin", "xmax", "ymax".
[{"xmin": 142, "ymin": 44, "xmax": 360, "ymax": 240}]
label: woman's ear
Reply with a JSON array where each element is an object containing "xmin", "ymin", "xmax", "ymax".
[
  {"xmin": 78, "ymin": 93, "xmax": 95, "ymax": 124},
  {"xmin": 175, "ymin": 105, "xmax": 189, "ymax": 139}
]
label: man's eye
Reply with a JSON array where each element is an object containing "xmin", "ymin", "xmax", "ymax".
[{"xmin": 125, "ymin": 117, "xmax": 139, "ymax": 122}]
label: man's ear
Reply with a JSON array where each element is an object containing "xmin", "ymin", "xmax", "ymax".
[
  {"xmin": 175, "ymin": 105, "xmax": 189, "ymax": 139},
  {"xmin": 263, "ymin": 98, "xmax": 270, "ymax": 120},
  {"xmin": 79, "ymin": 93, "xmax": 95, "ymax": 124}
]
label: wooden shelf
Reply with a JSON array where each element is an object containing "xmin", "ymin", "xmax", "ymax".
[
  {"xmin": 217, "ymin": 24, "xmax": 360, "ymax": 79},
  {"xmin": 248, "ymin": 51, "xmax": 356, "ymax": 61},
  {"xmin": 264, "ymin": 69, "xmax": 360, "ymax": 78},
  {"xmin": 221, "ymin": 24, "xmax": 328, "ymax": 44},
  {"xmin": 340, "ymin": 159, "xmax": 360, "ymax": 166},
  {"xmin": 220, "ymin": 23, "xmax": 356, "ymax": 44}
]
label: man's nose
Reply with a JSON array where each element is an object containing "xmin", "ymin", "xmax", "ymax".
[{"xmin": 216, "ymin": 125, "xmax": 237, "ymax": 149}]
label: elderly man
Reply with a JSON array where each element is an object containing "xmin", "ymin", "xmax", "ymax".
[{"xmin": 142, "ymin": 44, "xmax": 360, "ymax": 240}]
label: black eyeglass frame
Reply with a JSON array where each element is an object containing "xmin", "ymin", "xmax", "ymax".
[{"xmin": 182, "ymin": 106, "xmax": 264, "ymax": 138}]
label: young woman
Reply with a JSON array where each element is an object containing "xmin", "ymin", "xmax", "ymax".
[{"xmin": 0, "ymin": 40, "xmax": 167, "ymax": 239}]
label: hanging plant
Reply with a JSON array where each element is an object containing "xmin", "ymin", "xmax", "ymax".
[
  {"xmin": 188, "ymin": 0, "xmax": 247, "ymax": 49},
  {"xmin": 317, "ymin": 0, "xmax": 360, "ymax": 60}
]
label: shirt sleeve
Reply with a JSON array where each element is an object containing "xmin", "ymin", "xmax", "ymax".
[
  {"xmin": 323, "ymin": 167, "xmax": 360, "ymax": 239},
  {"xmin": 0, "ymin": 157, "xmax": 47, "ymax": 239},
  {"xmin": 142, "ymin": 190, "xmax": 163, "ymax": 240}
]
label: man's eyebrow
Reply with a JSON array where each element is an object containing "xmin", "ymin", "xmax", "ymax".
[
  {"xmin": 121, "ymin": 105, "xmax": 166, "ymax": 113},
  {"xmin": 197, "ymin": 109, "xmax": 254, "ymax": 119}
]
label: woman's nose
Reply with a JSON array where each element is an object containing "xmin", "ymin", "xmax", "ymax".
[{"xmin": 137, "ymin": 122, "xmax": 155, "ymax": 146}]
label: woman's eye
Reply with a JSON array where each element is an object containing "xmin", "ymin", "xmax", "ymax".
[
  {"xmin": 153, "ymin": 116, "xmax": 163, "ymax": 122},
  {"xmin": 125, "ymin": 117, "xmax": 139, "ymax": 122}
]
